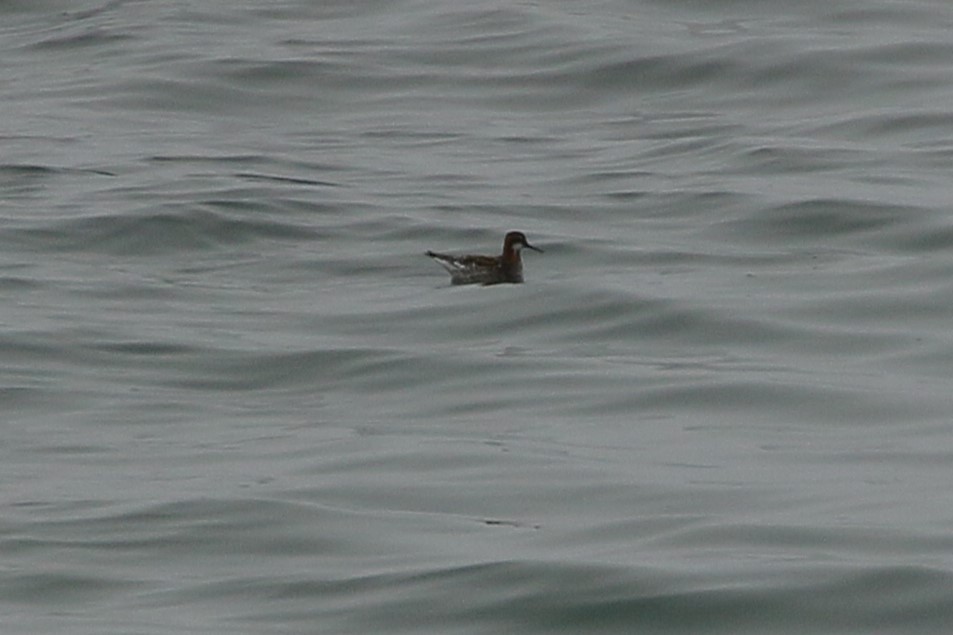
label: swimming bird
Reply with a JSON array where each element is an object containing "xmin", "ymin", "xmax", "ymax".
[{"xmin": 426, "ymin": 231, "xmax": 543, "ymax": 285}]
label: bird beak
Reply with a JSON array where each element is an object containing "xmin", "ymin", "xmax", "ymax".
[{"xmin": 525, "ymin": 242, "xmax": 543, "ymax": 253}]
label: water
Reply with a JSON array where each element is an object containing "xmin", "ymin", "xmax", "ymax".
[{"xmin": 3, "ymin": 1, "xmax": 953, "ymax": 633}]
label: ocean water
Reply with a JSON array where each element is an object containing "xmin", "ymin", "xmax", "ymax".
[{"xmin": 3, "ymin": 0, "xmax": 953, "ymax": 633}]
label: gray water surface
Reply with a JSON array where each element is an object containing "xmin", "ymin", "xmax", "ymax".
[{"xmin": 3, "ymin": 1, "xmax": 953, "ymax": 633}]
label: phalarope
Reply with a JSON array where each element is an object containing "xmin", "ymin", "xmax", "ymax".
[{"xmin": 426, "ymin": 231, "xmax": 543, "ymax": 285}]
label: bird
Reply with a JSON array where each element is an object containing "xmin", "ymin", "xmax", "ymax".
[{"xmin": 426, "ymin": 231, "xmax": 543, "ymax": 285}]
